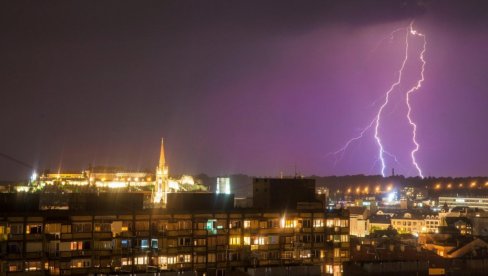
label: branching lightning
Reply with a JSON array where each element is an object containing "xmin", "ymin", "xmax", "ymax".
[
  {"xmin": 327, "ymin": 118, "xmax": 376, "ymax": 165},
  {"xmin": 329, "ymin": 20, "xmax": 427, "ymax": 178},
  {"xmin": 373, "ymin": 27, "xmax": 410, "ymax": 177},
  {"xmin": 406, "ymin": 22, "xmax": 427, "ymax": 178}
]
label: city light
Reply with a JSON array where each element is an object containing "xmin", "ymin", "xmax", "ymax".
[
  {"xmin": 30, "ymin": 172, "xmax": 37, "ymax": 182},
  {"xmin": 386, "ymin": 192, "xmax": 396, "ymax": 203}
]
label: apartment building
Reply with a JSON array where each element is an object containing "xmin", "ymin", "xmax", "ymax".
[{"xmin": 0, "ymin": 178, "xmax": 349, "ymax": 275}]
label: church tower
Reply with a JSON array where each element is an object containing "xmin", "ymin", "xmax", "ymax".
[{"xmin": 154, "ymin": 138, "xmax": 169, "ymax": 205}]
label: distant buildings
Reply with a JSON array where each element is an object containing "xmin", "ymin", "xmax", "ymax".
[
  {"xmin": 34, "ymin": 139, "xmax": 208, "ymax": 206},
  {"xmin": 348, "ymin": 207, "xmax": 369, "ymax": 237},
  {"xmin": 439, "ymin": 195, "xmax": 488, "ymax": 211},
  {"xmin": 391, "ymin": 212, "xmax": 426, "ymax": 235},
  {"xmin": 253, "ymin": 178, "xmax": 318, "ymax": 210},
  {"xmin": 216, "ymin": 177, "xmax": 231, "ymax": 194}
]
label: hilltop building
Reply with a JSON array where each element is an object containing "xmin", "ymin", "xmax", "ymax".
[{"xmin": 35, "ymin": 139, "xmax": 207, "ymax": 207}]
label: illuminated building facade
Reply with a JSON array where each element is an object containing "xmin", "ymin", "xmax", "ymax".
[
  {"xmin": 34, "ymin": 139, "xmax": 207, "ymax": 206},
  {"xmin": 216, "ymin": 177, "xmax": 231, "ymax": 194},
  {"xmin": 439, "ymin": 196, "xmax": 488, "ymax": 211},
  {"xmin": 348, "ymin": 207, "xmax": 369, "ymax": 237}
]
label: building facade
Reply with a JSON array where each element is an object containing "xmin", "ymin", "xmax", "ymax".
[{"xmin": 0, "ymin": 206, "xmax": 349, "ymax": 275}]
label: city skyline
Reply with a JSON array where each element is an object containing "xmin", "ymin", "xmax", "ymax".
[{"xmin": 1, "ymin": 1, "xmax": 488, "ymax": 180}]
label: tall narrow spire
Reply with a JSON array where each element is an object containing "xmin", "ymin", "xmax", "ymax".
[{"xmin": 159, "ymin": 138, "xmax": 166, "ymax": 169}]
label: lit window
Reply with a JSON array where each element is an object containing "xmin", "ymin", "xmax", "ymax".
[
  {"xmin": 243, "ymin": 236, "xmax": 251, "ymax": 245},
  {"xmin": 140, "ymin": 239, "xmax": 149, "ymax": 249},
  {"xmin": 70, "ymin": 241, "xmax": 82, "ymax": 251},
  {"xmin": 334, "ymin": 248, "xmax": 340, "ymax": 258},
  {"xmin": 281, "ymin": 219, "xmax": 296, "ymax": 228},
  {"xmin": 159, "ymin": 256, "xmax": 169, "ymax": 269},
  {"xmin": 313, "ymin": 219, "xmax": 324, "ymax": 228},
  {"xmin": 229, "ymin": 236, "xmax": 241, "ymax": 245},
  {"xmin": 168, "ymin": 256, "xmax": 177, "ymax": 264},
  {"xmin": 196, "ymin": 255, "xmax": 206, "ymax": 263},
  {"xmin": 178, "ymin": 254, "xmax": 191, "ymax": 263},
  {"xmin": 253, "ymin": 236, "xmax": 265, "ymax": 245},
  {"xmin": 243, "ymin": 220, "xmax": 251, "ymax": 229},
  {"xmin": 135, "ymin": 256, "xmax": 147, "ymax": 265},
  {"xmin": 121, "ymin": 239, "xmax": 130, "ymax": 248},
  {"xmin": 300, "ymin": 250, "xmax": 311, "ymax": 259},
  {"xmin": 151, "ymin": 239, "xmax": 158, "ymax": 249}
]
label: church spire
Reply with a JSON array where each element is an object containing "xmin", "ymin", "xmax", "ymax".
[{"xmin": 159, "ymin": 138, "xmax": 166, "ymax": 169}]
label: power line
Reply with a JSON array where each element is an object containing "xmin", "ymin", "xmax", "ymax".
[{"xmin": 0, "ymin": 152, "xmax": 33, "ymax": 169}]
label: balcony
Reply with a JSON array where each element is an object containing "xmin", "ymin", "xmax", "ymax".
[
  {"xmin": 92, "ymin": 250, "xmax": 113, "ymax": 257},
  {"xmin": 284, "ymin": 244, "xmax": 294, "ymax": 250},
  {"xmin": 69, "ymin": 268, "xmax": 89, "ymax": 274},
  {"xmin": 174, "ymin": 246, "xmax": 193, "ymax": 254},
  {"xmin": 60, "ymin": 233, "xmax": 72, "ymax": 240},
  {"xmin": 8, "ymin": 234, "xmax": 23, "ymax": 241},
  {"xmin": 93, "ymin": 232, "xmax": 112, "ymax": 240},
  {"xmin": 194, "ymin": 246, "xmax": 207, "ymax": 253},
  {"xmin": 260, "ymin": 228, "xmax": 281, "ymax": 235},
  {"xmin": 71, "ymin": 250, "xmax": 92, "ymax": 257},
  {"xmin": 72, "ymin": 232, "xmax": 92, "ymax": 239},
  {"xmin": 217, "ymin": 229, "xmax": 228, "ymax": 235},
  {"xmin": 229, "ymin": 228, "xmax": 241, "ymax": 235},
  {"xmin": 45, "ymin": 233, "xmax": 60, "ymax": 240},
  {"xmin": 119, "ymin": 231, "xmax": 134, "ymax": 238},
  {"xmin": 59, "ymin": 251, "xmax": 72, "ymax": 258},
  {"xmin": 193, "ymin": 230, "xmax": 207, "ymax": 236},
  {"xmin": 7, "ymin": 253, "xmax": 23, "ymax": 259},
  {"xmin": 135, "ymin": 231, "xmax": 150, "ymax": 237},
  {"xmin": 25, "ymin": 251, "xmax": 44, "ymax": 258},
  {"xmin": 26, "ymin": 234, "xmax": 43, "ymax": 240}
]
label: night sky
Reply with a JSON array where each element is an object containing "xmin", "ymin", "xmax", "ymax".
[{"xmin": 1, "ymin": 0, "xmax": 487, "ymax": 180}]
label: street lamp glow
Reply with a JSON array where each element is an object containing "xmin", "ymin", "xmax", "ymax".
[{"xmin": 30, "ymin": 172, "xmax": 37, "ymax": 182}]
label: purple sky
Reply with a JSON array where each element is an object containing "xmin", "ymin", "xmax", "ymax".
[{"xmin": 1, "ymin": 1, "xmax": 487, "ymax": 180}]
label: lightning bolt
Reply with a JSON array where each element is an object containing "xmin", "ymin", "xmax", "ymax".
[
  {"xmin": 327, "ymin": 118, "xmax": 376, "ymax": 165},
  {"xmin": 374, "ymin": 27, "xmax": 410, "ymax": 177},
  {"xmin": 329, "ymin": 20, "xmax": 426, "ymax": 178},
  {"xmin": 405, "ymin": 21, "xmax": 426, "ymax": 178}
]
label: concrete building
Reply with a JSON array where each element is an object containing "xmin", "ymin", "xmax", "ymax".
[
  {"xmin": 439, "ymin": 195, "xmax": 488, "ymax": 211},
  {"xmin": 252, "ymin": 178, "xmax": 318, "ymax": 210},
  {"xmin": 348, "ymin": 207, "xmax": 369, "ymax": 237},
  {"xmin": 424, "ymin": 214, "xmax": 441, "ymax": 234},
  {"xmin": 0, "ymin": 179, "xmax": 350, "ymax": 275},
  {"xmin": 368, "ymin": 214, "xmax": 391, "ymax": 232}
]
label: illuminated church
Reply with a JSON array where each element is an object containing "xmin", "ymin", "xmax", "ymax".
[{"xmin": 36, "ymin": 138, "xmax": 207, "ymax": 206}]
